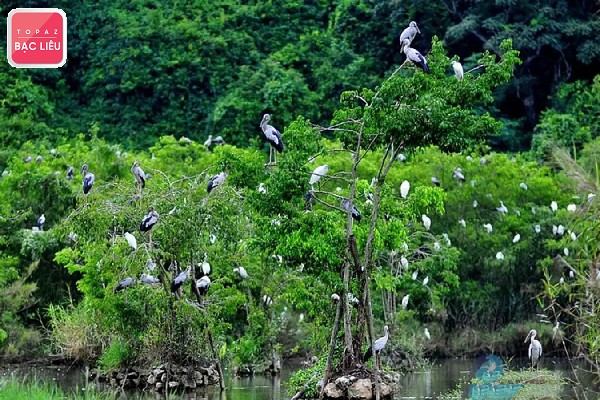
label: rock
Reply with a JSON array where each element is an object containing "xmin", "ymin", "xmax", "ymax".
[
  {"xmin": 109, "ymin": 378, "xmax": 117, "ymax": 387},
  {"xmin": 348, "ymin": 378, "xmax": 372, "ymax": 400},
  {"xmin": 147, "ymin": 374, "xmax": 157, "ymax": 385},
  {"xmin": 116, "ymin": 372, "xmax": 125, "ymax": 380},
  {"xmin": 152, "ymin": 368, "xmax": 163, "ymax": 375},
  {"xmin": 323, "ymin": 382, "xmax": 344, "ymax": 399},
  {"xmin": 155, "ymin": 382, "xmax": 164, "ymax": 390},
  {"xmin": 183, "ymin": 376, "xmax": 197, "ymax": 389},
  {"xmin": 127, "ymin": 371, "xmax": 138, "ymax": 378},
  {"xmin": 379, "ymin": 382, "xmax": 392, "ymax": 398},
  {"xmin": 133, "ymin": 378, "xmax": 140, "ymax": 386},
  {"xmin": 168, "ymin": 381, "xmax": 180, "ymax": 388}
]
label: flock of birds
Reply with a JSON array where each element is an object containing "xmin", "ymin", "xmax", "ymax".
[{"xmin": 13, "ymin": 20, "xmax": 577, "ymax": 370}]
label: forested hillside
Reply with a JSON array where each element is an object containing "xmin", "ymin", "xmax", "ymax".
[{"xmin": 1, "ymin": 0, "xmax": 600, "ymax": 384}]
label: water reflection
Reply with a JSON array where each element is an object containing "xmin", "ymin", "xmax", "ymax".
[{"xmin": 1, "ymin": 358, "xmax": 599, "ymax": 400}]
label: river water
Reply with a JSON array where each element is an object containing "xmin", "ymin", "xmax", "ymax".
[{"xmin": 1, "ymin": 357, "xmax": 598, "ymax": 399}]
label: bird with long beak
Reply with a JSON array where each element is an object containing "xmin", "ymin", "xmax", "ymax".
[{"xmin": 524, "ymin": 329, "xmax": 542, "ymax": 369}]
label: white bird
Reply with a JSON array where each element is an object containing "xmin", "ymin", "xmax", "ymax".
[
  {"xmin": 570, "ymin": 231, "xmax": 577, "ymax": 241},
  {"xmin": 552, "ymin": 225, "xmax": 558, "ymax": 235},
  {"xmin": 466, "ymin": 155, "xmax": 473, "ymax": 162},
  {"xmin": 559, "ymin": 277, "xmax": 565, "ymax": 284},
  {"xmin": 433, "ymin": 242, "xmax": 441, "ymax": 251},
  {"xmin": 422, "ymin": 214, "xmax": 431, "ymax": 230},
  {"xmin": 569, "ymin": 270, "xmax": 575, "ymax": 279},
  {"xmin": 557, "ymin": 225, "xmax": 565, "ymax": 236},
  {"xmin": 451, "ymin": 60, "xmax": 463, "ymax": 81},
  {"xmin": 146, "ymin": 258, "xmax": 156, "ymax": 272},
  {"xmin": 443, "ymin": 233, "xmax": 451, "ymax": 246},
  {"xmin": 200, "ymin": 261, "xmax": 211, "ymax": 276},
  {"xmin": 519, "ymin": 182, "xmax": 528, "ymax": 190},
  {"xmin": 423, "ymin": 276, "xmax": 429, "ymax": 286},
  {"xmin": 124, "ymin": 232, "xmax": 137, "ymax": 250},
  {"xmin": 36, "ymin": 214, "xmax": 45, "ymax": 230},
  {"xmin": 204, "ymin": 134, "xmax": 225, "ymax": 147},
  {"xmin": 588, "ymin": 193, "xmax": 596, "ymax": 201},
  {"xmin": 496, "ymin": 252, "xmax": 504, "ymax": 260},
  {"xmin": 551, "ymin": 201, "xmax": 558, "ymax": 212},
  {"xmin": 400, "ymin": 180, "xmax": 410, "ymax": 199},
  {"xmin": 567, "ymin": 204, "xmax": 576, "ymax": 212},
  {"xmin": 402, "ymin": 39, "xmax": 429, "ymax": 73},
  {"xmin": 525, "ymin": 329, "xmax": 542, "ymax": 369},
  {"xmin": 552, "ymin": 321, "xmax": 560, "ymax": 341},
  {"xmin": 260, "ymin": 114, "xmax": 284, "ymax": 165},
  {"xmin": 532, "ymin": 207, "xmax": 537, "ymax": 214},
  {"xmin": 564, "ymin": 248, "xmax": 569, "ymax": 256},
  {"xmin": 399, "ymin": 21, "xmax": 420, "ymax": 52},
  {"xmin": 331, "ymin": 293, "xmax": 340, "ymax": 302},
  {"xmin": 140, "ymin": 273, "xmax": 160, "ymax": 285},
  {"xmin": 309, "ymin": 164, "xmax": 329, "ymax": 188},
  {"xmin": 363, "ymin": 325, "xmax": 390, "ymax": 364},
  {"xmin": 401, "ymin": 242, "xmax": 409, "ymax": 252},
  {"xmin": 131, "ymin": 161, "xmax": 146, "ymax": 190},
  {"xmin": 480, "ymin": 157, "xmax": 487, "ymax": 165},
  {"xmin": 397, "ymin": 153, "xmax": 407, "ymax": 162},
  {"xmin": 483, "ymin": 223, "xmax": 493, "ymax": 234},
  {"xmin": 458, "ymin": 219, "xmax": 466, "ymax": 228},
  {"xmin": 453, "ymin": 167, "xmax": 465, "ymax": 181},
  {"xmin": 470, "ymin": 180, "xmax": 476, "ymax": 187},
  {"xmin": 534, "ymin": 224, "xmax": 541, "ymax": 234},
  {"xmin": 258, "ymin": 183, "xmax": 267, "ymax": 194},
  {"xmin": 207, "ymin": 172, "xmax": 227, "ymax": 193},
  {"xmin": 513, "ymin": 234, "xmax": 521, "ymax": 243},
  {"xmin": 400, "ymin": 257, "xmax": 409, "ymax": 268},
  {"xmin": 209, "ymin": 234, "xmax": 217, "ymax": 244},
  {"xmin": 424, "ymin": 327, "xmax": 431, "ymax": 340},
  {"xmin": 233, "ymin": 266, "xmax": 249, "ymax": 279},
  {"xmin": 401, "ymin": 294, "xmax": 410, "ymax": 310},
  {"xmin": 412, "ymin": 271, "xmax": 418, "ymax": 280},
  {"xmin": 81, "ymin": 164, "xmax": 95, "ymax": 195},
  {"xmin": 68, "ymin": 232, "xmax": 78, "ymax": 242},
  {"xmin": 473, "ymin": 200, "xmax": 478, "ymax": 208},
  {"xmin": 496, "ymin": 201, "xmax": 508, "ymax": 214}
]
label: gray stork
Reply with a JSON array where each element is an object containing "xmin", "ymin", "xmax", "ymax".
[
  {"xmin": 431, "ymin": 177, "xmax": 441, "ymax": 187},
  {"xmin": 363, "ymin": 325, "xmax": 390, "ymax": 369},
  {"xmin": 451, "ymin": 61, "xmax": 464, "ymax": 81},
  {"xmin": 140, "ymin": 206, "xmax": 159, "ymax": 246},
  {"xmin": 341, "ymin": 199, "xmax": 361, "ymax": 222},
  {"xmin": 36, "ymin": 214, "xmax": 45, "ymax": 230},
  {"xmin": 525, "ymin": 329, "xmax": 542, "ymax": 369},
  {"xmin": 24, "ymin": 156, "xmax": 32, "ymax": 163},
  {"xmin": 140, "ymin": 273, "xmax": 161, "ymax": 285},
  {"xmin": 196, "ymin": 276, "xmax": 211, "ymax": 296},
  {"xmin": 204, "ymin": 135, "xmax": 225, "ymax": 148},
  {"xmin": 81, "ymin": 164, "xmax": 95, "ymax": 195},
  {"xmin": 66, "ymin": 166, "xmax": 74, "ymax": 181},
  {"xmin": 171, "ymin": 266, "xmax": 191, "ymax": 295},
  {"xmin": 114, "ymin": 277, "xmax": 135, "ymax": 293},
  {"xmin": 260, "ymin": 114, "xmax": 284, "ymax": 165},
  {"xmin": 402, "ymin": 39, "xmax": 429, "ymax": 73},
  {"xmin": 131, "ymin": 161, "xmax": 146, "ymax": 192},
  {"xmin": 399, "ymin": 21, "xmax": 420, "ymax": 52},
  {"xmin": 207, "ymin": 172, "xmax": 227, "ymax": 193}
]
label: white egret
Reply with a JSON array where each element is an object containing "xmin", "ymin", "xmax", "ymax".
[
  {"xmin": 451, "ymin": 60, "xmax": 463, "ymax": 81},
  {"xmin": 124, "ymin": 232, "xmax": 137, "ymax": 250},
  {"xmin": 422, "ymin": 214, "xmax": 431, "ymax": 230},
  {"xmin": 400, "ymin": 180, "xmax": 410, "ymax": 199},
  {"xmin": 519, "ymin": 182, "xmax": 528, "ymax": 190},
  {"xmin": 551, "ymin": 201, "xmax": 558, "ymax": 212},
  {"xmin": 513, "ymin": 234, "xmax": 521, "ymax": 243},
  {"xmin": 309, "ymin": 165, "xmax": 329, "ymax": 189},
  {"xmin": 496, "ymin": 252, "xmax": 504, "ymax": 260},
  {"xmin": 483, "ymin": 223, "xmax": 493, "ymax": 234}
]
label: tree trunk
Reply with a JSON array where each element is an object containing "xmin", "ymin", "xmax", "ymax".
[{"xmin": 319, "ymin": 297, "xmax": 343, "ymax": 400}]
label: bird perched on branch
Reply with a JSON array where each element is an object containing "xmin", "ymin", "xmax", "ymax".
[
  {"xmin": 341, "ymin": 199, "xmax": 361, "ymax": 222},
  {"xmin": 260, "ymin": 114, "xmax": 283, "ymax": 165},
  {"xmin": 401, "ymin": 39, "xmax": 429, "ymax": 73},
  {"xmin": 131, "ymin": 161, "xmax": 146, "ymax": 193},
  {"xmin": 114, "ymin": 277, "xmax": 135, "ymax": 293},
  {"xmin": 363, "ymin": 325, "xmax": 390, "ymax": 368},
  {"xmin": 207, "ymin": 172, "xmax": 227, "ymax": 193},
  {"xmin": 451, "ymin": 61, "xmax": 464, "ymax": 81},
  {"xmin": 309, "ymin": 165, "xmax": 329, "ymax": 189},
  {"xmin": 171, "ymin": 266, "xmax": 191, "ymax": 294},
  {"xmin": 140, "ymin": 207, "xmax": 159, "ymax": 232},
  {"xmin": 399, "ymin": 21, "xmax": 420, "ymax": 52},
  {"xmin": 81, "ymin": 164, "xmax": 95, "ymax": 195}
]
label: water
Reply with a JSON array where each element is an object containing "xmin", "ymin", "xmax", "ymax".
[{"xmin": 1, "ymin": 358, "xmax": 599, "ymax": 399}]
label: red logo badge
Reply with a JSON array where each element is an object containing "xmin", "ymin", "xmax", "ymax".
[{"xmin": 7, "ymin": 8, "xmax": 67, "ymax": 68}]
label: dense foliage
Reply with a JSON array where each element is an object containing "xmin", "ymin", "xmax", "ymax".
[{"xmin": 0, "ymin": 0, "xmax": 599, "ymax": 384}]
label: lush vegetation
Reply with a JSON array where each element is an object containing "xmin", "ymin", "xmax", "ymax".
[{"xmin": 0, "ymin": 0, "xmax": 600, "ymax": 394}]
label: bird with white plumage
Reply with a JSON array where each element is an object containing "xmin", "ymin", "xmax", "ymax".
[
  {"xmin": 400, "ymin": 180, "xmax": 410, "ymax": 199},
  {"xmin": 399, "ymin": 21, "xmax": 420, "ymax": 52},
  {"xmin": 422, "ymin": 214, "xmax": 431, "ymax": 230},
  {"xmin": 451, "ymin": 61, "xmax": 463, "ymax": 81},
  {"xmin": 124, "ymin": 232, "xmax": 137, "ymax": 250}
]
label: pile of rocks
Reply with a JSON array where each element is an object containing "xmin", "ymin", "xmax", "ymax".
[
  {"xmin": 94, "ymin": 363, "xmax": 220, "ymax": 391},
  {"xmin": 322, "ymin": 372, "xmax": 397, "ymax": 400}
]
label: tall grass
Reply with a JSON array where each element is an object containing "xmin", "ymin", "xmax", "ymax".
[{"xmin": 0, "ymin": 378, "xmax": 112, "ymax": 400}]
